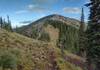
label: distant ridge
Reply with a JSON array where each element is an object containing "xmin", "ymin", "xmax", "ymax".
[{"xmin": 29, "ymin": 14, "xmax": 80, "ymax": 27}]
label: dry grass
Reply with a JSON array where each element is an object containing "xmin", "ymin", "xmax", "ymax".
[
  {"xmin": 44, "ymin": 24, "xmax": 59, "ymax": 46},
  {"xmin": 0, "ymin": 28, "xmax": 82, "ymax": 70}
]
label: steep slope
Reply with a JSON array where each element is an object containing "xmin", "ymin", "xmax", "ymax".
[
  {"xmin": 16, "ymin": 14, "xmax": 80, "ymax": 38},
  {"xmin": 44, "ymin": 24, "xmax": 59, "ymax": 46},
  {"xmin": 15, "ymin": 14, "xmax": 82, "ymax": 53},
  {"xmin": 0, "ymin": 28, "xmax": 83, "ymax": 70}
]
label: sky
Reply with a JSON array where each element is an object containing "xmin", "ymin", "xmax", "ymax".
[{"xmin": 0, "ymin": 0, "xmax": 89, "ymax": 27}]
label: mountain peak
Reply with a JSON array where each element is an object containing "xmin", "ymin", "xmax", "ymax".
[
  {"xmin": 47, "ymin": 14, "xmax": 66, "ymax": 18},
  {"xmin": 43, "ymin": 14, "xmax": 80, "ymax": 28},
  {"xmin": 49, "ymin": 14, "xmax": 62, "ymax": 17}
]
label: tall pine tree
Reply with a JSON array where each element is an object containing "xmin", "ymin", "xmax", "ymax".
[
  {"xmin": 6, "ymin": 15, "xmax": 12, "ymax": 32},
  {"xmin": 86, "ymin": 0, "xmax": 100, "ymax": 70},
  {"xmin": 78, "ymin": 7, "xmax": 87, "ymax": 58},
  {"xmin": 0, "ymin": 17, "xmax": 3, "ymax": 28}
]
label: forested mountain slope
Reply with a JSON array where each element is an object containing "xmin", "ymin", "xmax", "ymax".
[
  {"xmin": 15, "ymin": 14, "xmax": 85, "ymax": 53},
  {"xmin": 11, "ymin": 14, "xmax": 87, "ymax": 70}
]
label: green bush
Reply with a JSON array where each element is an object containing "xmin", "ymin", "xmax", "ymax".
[
  {"xmin": 32, "ymin": 27, "xmax": 38, "ymax": 39},
  {"xmin": 38, "ymin": 32, "xmax": 50, "ymax": 42},
  {"xmin": 0, "ymin": 51, "xmax": 17, "ymax": 70}
]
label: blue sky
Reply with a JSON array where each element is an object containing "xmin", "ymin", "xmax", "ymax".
[{"xmin": 0, "ymin": 0, "xmax": 89, "ymax": 27}]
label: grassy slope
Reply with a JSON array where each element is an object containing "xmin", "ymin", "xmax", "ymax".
[
  {"xmin": 44, "ymin": 24, "xmax": 86, "ymax": 69},
  {"xmin": 0, "ymin": 28, "xmax": 82, "ymax": 70}
]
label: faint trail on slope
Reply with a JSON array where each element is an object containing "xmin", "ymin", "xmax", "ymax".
[
  {"xmin": 44, "ymin": 24, "xmax": 87, "ymax": 69},
  {"xmin": 49, "ymin": 50, "xmax": 60, "ymax": 70},
  {"xmin": 64, "ymin": 54, "xmax": 87, "ymax": 70}
]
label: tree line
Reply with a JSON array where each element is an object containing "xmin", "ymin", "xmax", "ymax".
[
  {"xmin": 0, "ymin": 15, "xmax": 12, "ymax": 32},
  {"xmin": 78, "ymin": 0, "xmax": 100, "ymax": 70},
  {"xmin": 85, "ymin": 0, "xmax": 100, "ymax": 70}
]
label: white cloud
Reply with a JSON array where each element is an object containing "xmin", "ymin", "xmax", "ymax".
[
  {"xmin": 63, "ymin": 7, "xmax": 81, "ymax": 14},
  {"xmin": 15, "ymin": 10, "xmax": 28, "ymax": 14},
  {"xmin": 27, "ymin": 4, "xmax": 48, "ymax": 13},
  {"xmin": 85, "ymin": 0, "xmax": 90, "ymax": 3},
  {"xmin": 64, "ymin": 0, "xmax": 81, "ymax": 2},
  {"xmin": 19, "ymin": 20, "xmax": 32, "ymax": 24},
  {"xmin": 15, "ymin": 4, "xmax": 48, "ymax": 14},
  {"xmin": 32, "ymin": 0, "xmax": 58, "ymax": 5}
]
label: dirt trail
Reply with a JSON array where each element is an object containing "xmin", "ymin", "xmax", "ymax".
[
  {"xmin": 44, "ymin": 25, "xmax": 87, "ymax": 70},
  {"xmin": 64, "ymin": 54, "xmax": 87, "ymax": 70}
]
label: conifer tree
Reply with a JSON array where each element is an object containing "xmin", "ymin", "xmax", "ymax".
[
  {"xmin": 78, "ymin": 7, "xmax": 86, "ymax": 58},
  {"xmin": 5, "ymin": 15, "xmax": 12, "ymax": 32},
  {"xmin": 0, "ymin": 17, "xmax": 3, "ymax": 28},
  {"xmin": 86, "ymin": 0, "xmax": 100, "ymax": 70}
]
